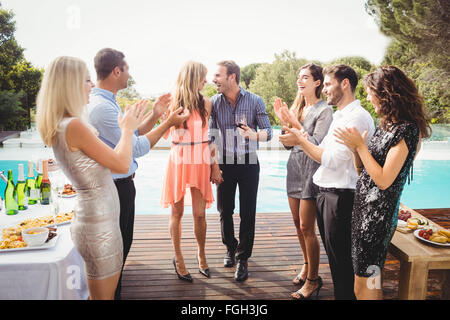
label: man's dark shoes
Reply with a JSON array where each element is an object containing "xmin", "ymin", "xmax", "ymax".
[
  {"xmin": 224, "ymin": 249, "xmax": 236, "ymax": 268},
  {"xmin": 235, "ymin": 260, "xmax": 248, "ymax": 282}
]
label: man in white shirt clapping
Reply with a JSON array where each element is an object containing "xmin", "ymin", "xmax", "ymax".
[{"xmin": 279, "ymin": 64, "xmax": 375, "ymax": 300}]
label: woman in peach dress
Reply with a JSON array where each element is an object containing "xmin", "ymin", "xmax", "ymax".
[{"xmin": 161, "ymin": 61, "xmax": 223, "ymax": 282}]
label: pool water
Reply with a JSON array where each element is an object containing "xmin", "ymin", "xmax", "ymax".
[{"xmin": 1, "ymin": 151, "xmax": 449, "ymax": 214}]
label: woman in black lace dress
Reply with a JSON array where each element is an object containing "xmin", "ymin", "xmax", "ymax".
[{"xmin": 334, "ymin": 66, "xmax": 431, "ymax": 300}]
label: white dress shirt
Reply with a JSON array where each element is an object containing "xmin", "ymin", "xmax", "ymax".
[{"xmin": 313, "ymin": 99, "xmax": 375, "ymax": 189}]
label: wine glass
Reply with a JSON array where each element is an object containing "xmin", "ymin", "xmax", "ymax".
[{"xmin": 235, "ymin": 113, "xmax": 247, "ymax": 129}]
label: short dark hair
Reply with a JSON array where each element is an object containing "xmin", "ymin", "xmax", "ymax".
[
  {"xmin": 217, "ymin": 60, "xmax": 240, "ymax": 84},
  {"xmin": 323, "ymin": 64, "xmax": 358, "ymax": 93},
  {"xmin": 94, "ymin": 48, "xmax": 126, "ymax": 81}
]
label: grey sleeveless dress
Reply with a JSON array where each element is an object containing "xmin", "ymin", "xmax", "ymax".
[
  {"xmin": 285, "ymin": 100, "xmax": 333, "ymax": 199},
  {"xmin": 52, "ymin": 117, "xmax": 123, "ymax": 280}
]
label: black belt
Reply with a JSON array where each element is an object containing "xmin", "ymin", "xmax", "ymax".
[
  {"xmin": 114, "ymin": 173, "xmax": 135, "ymax": 183},
  {"xmin": 319, "ymin": 187, "xmax": 355, "ymax": 193},
  {"xmin": 172, "ymin": 140, "xmax": 210, "ymax": 146}
]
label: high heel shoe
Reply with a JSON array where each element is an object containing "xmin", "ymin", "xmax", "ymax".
[
  {"xmin": 291, "ymin": 276, "xmax": 323, "ymax": 300},
  {"xmin": 172, "ymin": 257, "xmax": 193, "ymax": 283},
  {"xmin": 293, "ymin": 262, "xmax": 308, "ymax": 286},
  {"xmin": 196, "ymin": 256, "xmax": 210, "ymax": 278}
]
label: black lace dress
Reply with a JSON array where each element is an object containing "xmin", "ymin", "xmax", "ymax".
[{"xmin": 351, "ymin": 122, "xmax": 419, "ymax": 277}]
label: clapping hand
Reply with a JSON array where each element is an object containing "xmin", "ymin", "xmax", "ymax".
[
  {"xmin": 281, "ymin": 107, "xmax": 302, "ymax": 130},
  {"xmin": 278, "ymin": 126, "xmax": 307, "ymax": 147},
  {"xmin": 334, "ymin": 127, "xmax": 368, "ymax": 152},
  {"xmin": 167, "ymin": 106, "xmax": 190, "ymax": 127},
  {"xmin": 152, "ymin": 93, "xmax": 172, "ymax": 118},
  {"xmin": 273, "ymin": 98, "xmax": 290, "ymax": 125},
  {"xmin": 118, "ymin": 100, "xmax": 148, "ymax": 133}
]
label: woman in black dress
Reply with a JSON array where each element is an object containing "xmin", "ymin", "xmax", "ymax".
[{"xmin": 334, "ymin": 66, "xmax": 431, "ymax": 300}]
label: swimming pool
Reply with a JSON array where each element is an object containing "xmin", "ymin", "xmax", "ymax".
[{"xmin": 2, "ymin": 150, "xmax": 448, "ymax": 214}]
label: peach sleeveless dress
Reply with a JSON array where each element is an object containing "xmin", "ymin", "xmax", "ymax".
[{"xmin": 161, "ymin": 109, "xmax": 214, "ymax": 208}]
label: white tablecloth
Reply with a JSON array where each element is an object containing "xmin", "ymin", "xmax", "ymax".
[{"xmin": 0, "ymin": 198, "xmax": 89, "ymax": 300}]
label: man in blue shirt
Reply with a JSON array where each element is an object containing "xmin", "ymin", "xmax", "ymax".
[
  {"xmin": 209, "ymin": 60, "xmax": 272, "ymax": 282},
  {"xmin": 88, "ymin": 48, "xmax": 189, "ymax": 299}
]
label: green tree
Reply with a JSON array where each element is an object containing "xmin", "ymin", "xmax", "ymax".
[
  {"xmin": 240, "ymin": 63, "xmax": 262, "ymax": 89},
  {"xmin": 201, "ymin": 83, "xmax": 217, "ymax": 98},
  {"xmin": 6, "ymin": 61, "xmax": 44, "ymax": 126},
  {"xmin": 249, "ymin": 51, "xmax": 308, "ymax": 125},
  {"xmin": 117, "ymin": 76, "xmax": 141, "ymax": 100},
  {"xmin": 366, "ymin": 0, "xmax": 450, "ymax": 72},
  {"xmin": 0, "ymin": 3, "xmax": 43, "ymax": 130},
  {"xmin": 366, "ymin": 0, "xmax": 450, "ymax": 123},
  {"xmin": 0, "ymin": 90, "xmax": 27, "ymax": 131},
  {"xmin": 0, "ymin": 5, "xmax": 24, "ymax": 90}
]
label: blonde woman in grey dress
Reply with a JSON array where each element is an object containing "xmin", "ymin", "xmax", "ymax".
[
  {"xmin": 274, "ymin": 63, "xmax": 332, "ymax": 299},
  {"xmin": 36, "ymin": 56, "xmax": 148, "ymax": 300}
]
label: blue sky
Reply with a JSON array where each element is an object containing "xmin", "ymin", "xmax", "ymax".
[{"xmin": 3, "ymin": 0, "xmax": 390, "ymax": 96}]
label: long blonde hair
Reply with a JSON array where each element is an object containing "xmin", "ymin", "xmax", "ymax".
[
  {"xmin": 171, "ymin": 61, "xmax": 208, "ymax": 129},
  {"xmin": 36, "ymin": 56, "xmax": 88, "ymax": 146}
]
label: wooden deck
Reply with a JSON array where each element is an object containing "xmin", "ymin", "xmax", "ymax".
[{"xmin": 121, "ymin": 209, "xmax": 450, "ymax": 300}]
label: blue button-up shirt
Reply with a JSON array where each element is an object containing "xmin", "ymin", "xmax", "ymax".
[
  {"xmin": 209, "ymin": 87, "xmax": 272, "ymax": 157},
  {"xmin": 87, "ymin": 88, "xmax": 151, "ymax": 179}
]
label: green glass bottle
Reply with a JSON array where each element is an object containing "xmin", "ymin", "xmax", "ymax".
[
  {"xmin": 40, "ymin": 160, "xmax": 51, "ymax": 205},
  {"xmin": 26, "ymin": 160, "xmax": 38, "ymax": 205},
  {"xmin": 16, "ymin": 164, "xmax": 28, "ymax": 210},
  {"xmin": 4, "ymin": 170, "xmax": 18, "ymax": 215},
  {"xmin": 35, "ymin": 159, "xmax": 43, "ymax": 200}
]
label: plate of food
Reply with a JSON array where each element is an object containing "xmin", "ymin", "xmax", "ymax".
[
  {"xmin": 413, "ymin": 228, "xmax": 450, "ymax": 247},
  {"xmin": 404, "ymin": 217, "xmax": 431, "ymax": 231},
  {"xmin": 0, "ymin": 226, "xmax": 59, "ymax": 252},
  {"xmin": 1, "ymin": 212, "xmax": 74, "ymax": 240},
  {"xmin": 58, "ymin": 184, "xmax": 77, "ymax": 198}
]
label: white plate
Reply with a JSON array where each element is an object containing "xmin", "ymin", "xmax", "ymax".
[
  {"xmin": 57, "ymin": 193, "xmax": 77, "ymax": 198},
  {"xmin": 0, "ymin": 233, "xmax": 59, "ymax": 253},
  {"xmin": 413, "ymin": 230, "xmax": 450, "ymax": 247},
  {"xmin": 46, "ymin": 220, "xmax": 72, "ymax": 227}
]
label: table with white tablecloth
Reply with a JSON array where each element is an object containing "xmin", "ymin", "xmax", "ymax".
[{"xmin": 0, "ymin": 198, "xmax": 89, "ymax": 300}]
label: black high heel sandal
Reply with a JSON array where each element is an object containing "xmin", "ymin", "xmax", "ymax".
[
  {"xmin": 293, "ymin": 262, "xmax": 308, "ymax": 286},
  {"xmin": 196, "ymin": 256, "xmax": 210, "ymax": 278},
  {"xmin": 172, "ymin": 257, "xmax": 193, "ymax": 282},
  {"xmin": 291, "ymin": 276, "xmax": 323, "ymax": 300}
]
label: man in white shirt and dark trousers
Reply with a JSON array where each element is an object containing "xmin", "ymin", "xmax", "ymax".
[{"xmin": 280, "ymin": 65, "xmax": 375, "ymax": 300}]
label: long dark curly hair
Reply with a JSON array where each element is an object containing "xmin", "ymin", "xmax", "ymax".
[{"xmin": 363, "ymin": 66, "xmax": 431, "ymax": 139}]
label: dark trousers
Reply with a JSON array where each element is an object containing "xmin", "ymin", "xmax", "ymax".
[
  {"xmin": 217, "ymin": 155, "xmax": 260, "ymax": 261},
  {"xmin": 113, "ymin": 176, "xmax": 136, "ymax": 300},
  {"xmin": 316, "ymin": 188, "xmax": 356, "ymax": 300}
]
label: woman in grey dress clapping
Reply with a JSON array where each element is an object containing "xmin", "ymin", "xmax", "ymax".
[
  {"xmin": 36, "ymin": 56, "xmax": 148, "ymax": 299},
  {"xmin": 274, "ymin": 63, "xmax": 333, "ymax": 299}
]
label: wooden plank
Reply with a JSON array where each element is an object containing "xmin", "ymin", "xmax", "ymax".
[{"xmin": 122, "ymin": 210, "xmax": 449, "ymax": 300}]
